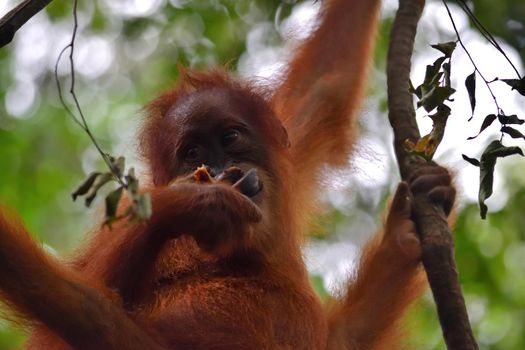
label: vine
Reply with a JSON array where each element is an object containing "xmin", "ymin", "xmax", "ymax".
[{"xmin": 55, "ymin": 0, "xmax": 151, "ymax": 226}]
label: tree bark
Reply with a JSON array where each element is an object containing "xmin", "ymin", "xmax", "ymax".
[
  {"xmin": 386, "ymin": 0, "xmax": 478, "ymax": 349},
  {"xmin": 0, "ymin": 0, "xmax": 54, "ymax": 48}
]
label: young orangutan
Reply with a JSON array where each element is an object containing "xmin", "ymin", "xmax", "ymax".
[{"xmin": 0, "ymin": 0, "xmax": 455, "ymax": 349}]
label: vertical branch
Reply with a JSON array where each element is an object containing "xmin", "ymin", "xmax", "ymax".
[
  {"xmin": 386, "ymin": 0, "xmax": 478, "ymax": 349},
  {"xmin": 387, "ymin": 0, "xmax": 422, "ymax": 179}
]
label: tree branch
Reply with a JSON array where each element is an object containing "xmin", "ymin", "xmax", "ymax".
[
  {"xmin": 0, "ymin": 0, "xmax": 54, "ymax": 48},
  {"xmin": 387, "ymin": 0, "xmax": 478, "ymax": 349}
]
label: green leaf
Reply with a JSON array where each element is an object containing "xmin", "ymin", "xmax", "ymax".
[
  {"xmin": 427, "ymin": 104, "xmax": 451, "ymax": 150},
  {"xmin": 468, "ymin": 114, "xmax": 497, "ymax": 140},
  {"xmin": 442, "ymin": 62, "xmax": 451, "ymax": 87},
  {"xmin": 478, "ymin": 140, "xmax": 524, "ymax": 219},
  {"xmin": 501, "ymin": 77, "xmax": 525, "ymax": 96},
  {"xmin": 126, "ymin": 167, "xmax": 139, "ymax": 196},
  {"xmin": 498, "ymin": 114, "xmax": 524, "ymax": 125},
  {"xmin": 478, "ymin": 156, "xmax": 494, "ymax": 220},
  {"xmin": 105, "ymin": 186, "xmax": 124, "ymax": 220},
  {"xmin": 423, "ymin": 57, "xmax": 445, "ymax": 87},
  {"xmin": 462, "ymin": 154, "xmax": 480, "ymax": 167},
  {"xmin": 72, "ymin": 172, "xmax": 101, "ymax": 201},
  {"xmin": 482, "ymin": 140, "xmax": 523, "ymax": 158},
  {"xmin": 465, "ymin": 71, "xmax": 476, "ymax": 118},
  {"xmin": 414, "ymin": 85, "xmax": 423, "ymax": 99},
  {"xmin": 417, "ymin": 86, "xmax": 455, "ymax": 112},
  {"xmin": 84, "ymin": 173, "xmax": 113, "ymax": 207},
  {"xmin": 501, "ymin": 126, "xmax": 525, "ymax": 139},
  {"xmin": 431, "ymin": 41, "xmax": 456, "ymax": 58}
]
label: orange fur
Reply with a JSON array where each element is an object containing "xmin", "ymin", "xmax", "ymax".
[{"xmin": 0, "ymin": 0, "xmax": 436, "ymax": 349}]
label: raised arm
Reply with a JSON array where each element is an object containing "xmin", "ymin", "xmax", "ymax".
[{"xmin": 272, "ymin": 0, "xmax": 381, "ymax": 179}]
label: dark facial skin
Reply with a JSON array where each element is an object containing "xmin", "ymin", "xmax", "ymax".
[{"xmin": 163, "ymin": 88, "xmax": 277, "ymax": 199}]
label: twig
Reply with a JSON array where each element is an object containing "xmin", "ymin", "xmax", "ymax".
[
  {"xmin": 0, "ymin": 0, "xmax": 53, "ymax": 48},
  {"xmin": 54, "ymin": 0, "xmax": 151, "ymax": 222},
  {"xmin": 442, "ymin": 0, "xmax": 501, "ymax": 115},
  {"xmin": 387, "ymin": 0, "xmax": 478, "ymax": 349},
  {"xmin": 54, "ymin": 0, "xmax": 125, "ymax": 188},
  {"xmin": 455, "ymin": 0, "xmax": 521, "ymax": 79}
]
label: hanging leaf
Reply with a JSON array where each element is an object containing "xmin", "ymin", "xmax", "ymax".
[
  {"xmin": 501, "ymin": 126, "xmax": 525, "ymax": 139},
  {"xmin": 84, "ymin": 173, "xmax": 113, "ymax": 207},
  {"xmin": 126, "ymin": 167, "xmax": 139, "ymax": 195},
  {"xmin": 405, "ymin": 105, "xmax": 451, "ymax": 160},
  {"xmin": 501, "ymin": 77, "xmax": 525, "ymax": 96},
  {"xmin": 462, "ymin": 154, "xmax": 480, "ymax": 167},
  {"xmin": 72, "ymin": 150, "xmax": 150, "ymax": 226},
  {"xmin": 467, "ymin": 114, "xmax": 497, "ymax": 140},
  {"xmin": 431, "ymin": 41, "xmax": 457, "ymax": 58},
  {"xmin": 412, "ymin": 43, "xmax": 457, "ymax": 112},
  {"xmin": 423, "ymin": 57, "xmax": 446, "ymax": 86},
  {"xmin": 478, "ymin": 157, "xmax": 495, "ymax": 220},
  {"xmin": 412, "ymin": 59, "xmax": 444, "ymax": 103},
  {"xmin": 465, "ymin": 71, "xmax": 476, "ymax": 119},
  {"xmin": 405, "ymin": 136, "xmax": 436, "ymax": 161},
  {"xmin": 482, "ymin": 140, "xmax": 523, "ymax": 158},
  {"xmin": 478, "ymin": 140, "xmax": 523, "ymax": 219},
  {"xmin": 105, "ymin": 186, "xmax": 124, "ymax": 221},
  {"xmin": 414, "ymin": 85, "xmax": 423, "ymax": 99},
  {"xmin": 72, "ymin": 172, "xmax": 101, "ymax": 200},
  {"xmin": 443, "ymin": 62, "xmax": 451, "ymax": 87},
  {"xmin": 417, "ymin": 86, "xmax": 455, "ymax": 112},
  {"xmin": 427, "ymin": 104, "xmax": 451, "ymax": 145},
  {"xmin": 498, "ymin": 114, "xmax": 524, "ymax": 125}
]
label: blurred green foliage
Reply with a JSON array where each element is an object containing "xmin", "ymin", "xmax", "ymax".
[{"xmin": 0, "ymin": 0, "xmax": 524, "ymax": 349}]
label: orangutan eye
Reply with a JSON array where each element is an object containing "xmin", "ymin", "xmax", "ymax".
[
  {"xmin": 184, "ymin": 146, "xmax": 200, "ymax": 161},
  {"xmin": 222, "ymin": 130, "xmax": 240, "ymax": 146}
]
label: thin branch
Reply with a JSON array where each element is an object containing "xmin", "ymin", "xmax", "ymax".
[
  {"xmin": 442, "ymin": 0, "xmax": 501, "ymax": 115},
  {"xmin": 455, "ymin": 0, "xmax": 497, "ymax": 46},
  {"xmin": 455, "ymin": 0, "xmax": 521, "ymax": 79},
  {"xmin": 54, "ymin": 0, "xmax": 125, "ymax": 188},
  {"xmin": 387, "ymin": 0, "xmax": 478, "ymax": 349},
  {"xmin": 54, "ymin": 46, "xmax": 84, "ymax": 129},
  {"xmin": 54, "ymin": 0, "xmax": 151, "ymax": 222},
  {"xmin": 0, "ymin": 0, "xmax": 53, "ymax": 48}
]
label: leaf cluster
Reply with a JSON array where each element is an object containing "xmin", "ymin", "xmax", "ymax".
[
  {"xmin": 462, "ymin": 75, "xmax": 525, "ymax": 219},
  {"xmin": 71, "ymin": 156, "xmax": 151, "ymax": 227},
  {"xmin": 407, "ymin": 42, "xmax": 456, "ymax": 160}
]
